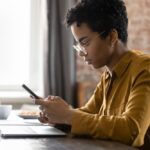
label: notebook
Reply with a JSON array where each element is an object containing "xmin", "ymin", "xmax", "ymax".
[{"xmin": 0, "ymin": 125, "xmax": 66, "ymax": 138}]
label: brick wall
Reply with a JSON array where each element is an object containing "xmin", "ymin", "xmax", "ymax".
[
  {"xmin": 76, "ymin": 0, "xmax": 150, "ymax": 106},
  {"xmin": 125, "ymin": 0, "xmax": 150, "ymax": 51}
]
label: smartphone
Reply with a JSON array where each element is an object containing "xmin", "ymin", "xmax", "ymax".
[{"xmin": 22, "ymin": 84, "xmax": 40, "ymax": 99}]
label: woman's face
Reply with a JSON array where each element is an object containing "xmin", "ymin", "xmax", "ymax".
[{"xmin": 71, "ymin": 23, "xmax": 116, "ymax": 69}]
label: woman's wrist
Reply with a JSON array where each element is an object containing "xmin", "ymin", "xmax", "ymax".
[{"xmin": 65, "ymin": 108, "xmax": 76, "ymax": 125}]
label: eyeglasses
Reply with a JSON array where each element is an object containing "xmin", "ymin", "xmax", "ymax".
[{"xmin": 73, "ymin": 31, "xmax": 105, "ymax": 55}]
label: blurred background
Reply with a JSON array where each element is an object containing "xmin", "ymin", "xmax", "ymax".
[{"xmin": 0, "ymin": 0, "xmax": 150, "ymax": 109}]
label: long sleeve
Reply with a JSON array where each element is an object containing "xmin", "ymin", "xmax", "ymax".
[
  {"xmin": 77, "ymin": 78, "xmax": 104, "ymax": 114},
  {"xmin": 71, "ymin": 67, "xmax": 150, "ymax": 147}
]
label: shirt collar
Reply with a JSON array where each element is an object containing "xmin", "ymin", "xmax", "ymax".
[
  {"xmin": 112, "ymin": 51, "xmax": 133, "ymax": 78},
  {"xmin": 105, "ymin": 67, "xmax": 112, "ymax": 77},
  {"xmin": 105, "ymin": 67, "xmax": 116, "ymax": 80}
]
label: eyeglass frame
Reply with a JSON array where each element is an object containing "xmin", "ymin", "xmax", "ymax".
[{"xmin": 73, "ymin": 31, "xmax": 105, "ymax": 55}]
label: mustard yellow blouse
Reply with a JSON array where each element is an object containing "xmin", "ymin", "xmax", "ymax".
[{"xmin": 71, "ymin": 50, "xmax": 150, "ymax": 147}]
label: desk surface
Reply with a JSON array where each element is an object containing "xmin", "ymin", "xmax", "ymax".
[
  {"xmin": 0, "ymin": 137, "xmax": 138, "ymax": 150},
  {"xmin": 0, "ymin": 111, "xmax": 138, "ymax": 150}
]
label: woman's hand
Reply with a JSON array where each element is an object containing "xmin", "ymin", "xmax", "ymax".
[{"xmin": 35, "ymin": 96, "xmax": 75, "ymax": 125}]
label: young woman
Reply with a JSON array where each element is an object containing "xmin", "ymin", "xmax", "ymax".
[{"xmin": 35, "ymin": 0, "xmax": 150, "ymax": 149}]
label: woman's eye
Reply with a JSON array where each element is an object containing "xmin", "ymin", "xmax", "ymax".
[{"xmin": 81, "ymin": 40, "xmax": 89, "ymax": 46}]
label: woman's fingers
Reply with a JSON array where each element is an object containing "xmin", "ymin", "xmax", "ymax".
[
  {"xmin": 35, "ymin": 95, "xmax": 57, "ymax": 106},
  {"xmin": 38, "ymin": 112, "xmax": 56, "ymax": 125},
  {"xmin": 38, "ymin": 112, "xmax": 48, "ymax": 123},
  {"xmin": 35, "ymin": 98, "xmax": 49, "ymax": 106}
]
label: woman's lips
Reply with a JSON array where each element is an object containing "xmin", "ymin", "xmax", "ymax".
[{"xmin": 85, "ymin": 59, "xmax": 92, "ymax": 64}]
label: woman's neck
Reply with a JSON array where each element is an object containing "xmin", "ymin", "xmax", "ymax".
[{"xmin": 107, "ymin": 41, "xmax": 129, "ymax": 72}]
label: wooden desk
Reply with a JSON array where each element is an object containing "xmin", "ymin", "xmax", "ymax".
[
  {"xmin": 0, "ymin": 137, "xmax": 138, "ymax": 150},
  {"xmin": 0, "ymin": 111, "xmax": 138, "ymax": 150}
]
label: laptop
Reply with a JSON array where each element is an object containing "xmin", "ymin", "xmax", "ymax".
[
  {"xmin": 0, "ymin": 120, "xmax": 66, "ymax": 138},
  {"xmin": 0, "ymin": 125, "xmax": 66, "ymax": 138}
]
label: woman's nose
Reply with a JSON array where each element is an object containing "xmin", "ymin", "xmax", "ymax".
[{"xmin": 79, "ymin": 50, "xmax": 88, "ymax": 57}]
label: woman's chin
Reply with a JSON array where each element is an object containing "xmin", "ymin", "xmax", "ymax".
[
  {"xmin": 91, "ymin": 63, "xmax": 104, "ymax": 69},
  {"xmin": 85, "ymin": 61, "xmax": 104, "ymax": 69}
]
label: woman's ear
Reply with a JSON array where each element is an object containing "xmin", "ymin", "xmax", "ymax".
[{"xmin": 109, "ymin": 29, "xmax": 118, "ymax": 47}]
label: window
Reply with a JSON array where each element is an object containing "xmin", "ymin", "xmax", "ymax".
[{"xmin": 0, "ymin": 0, "xmax": 44, "ymax": 103}]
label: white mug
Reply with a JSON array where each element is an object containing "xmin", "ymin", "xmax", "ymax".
[{"xmin": 0, "ymin": 105, "xmax": 12, "ymax": 120}]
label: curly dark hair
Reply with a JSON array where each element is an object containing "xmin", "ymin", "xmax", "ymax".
[{"xmin": 65, "ymin": 0, "xmax": 128, "ymax": 44}]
